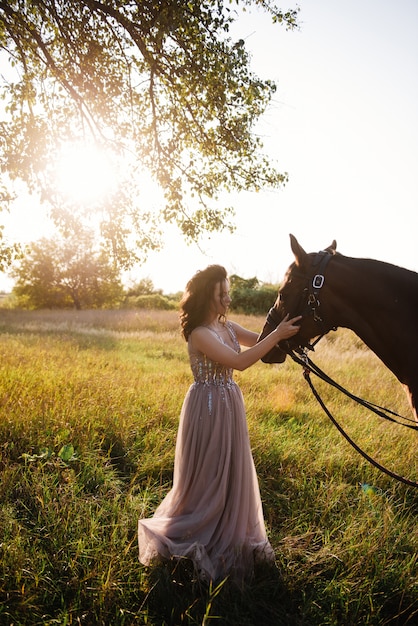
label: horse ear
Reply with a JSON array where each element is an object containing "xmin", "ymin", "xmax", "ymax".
[
  {"xmin": 324, "ymin": 240, "xmax": 337, "ymax": 254},
  {"xmin": 289, "ymin": 234, "xmax": 307, "ymax": 267}
]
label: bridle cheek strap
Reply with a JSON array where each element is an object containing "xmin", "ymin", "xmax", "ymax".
[{"xmin": 266, "ymin": 251, "xmax": 337, "ymax": 353}]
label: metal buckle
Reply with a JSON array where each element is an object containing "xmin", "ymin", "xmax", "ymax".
[{"xmin": 312, "ymin": 274, "xmax": 324, "ymax": 289}]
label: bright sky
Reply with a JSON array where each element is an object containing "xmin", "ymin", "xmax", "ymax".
[
  {"xmin": 129, "ymin": 0, "xmax": 418, "ymax": 293},
  {"xmin": 1, "ymin": 0, "xmax": 418, "ymax": 294}
]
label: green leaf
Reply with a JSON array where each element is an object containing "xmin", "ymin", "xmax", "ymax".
[{"xmin": 58, "ymin": 443, "xmax": 76, "ymax": 462}]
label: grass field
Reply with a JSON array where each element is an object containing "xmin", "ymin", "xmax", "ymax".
[{"xmin": 0, "ymin": 308, "xmax": 417, "ymax": 625}]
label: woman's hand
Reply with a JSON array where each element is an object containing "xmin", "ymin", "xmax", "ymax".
[{"xmin": 274, "ymin": 314, "xmax": 302, "ymax": 341}]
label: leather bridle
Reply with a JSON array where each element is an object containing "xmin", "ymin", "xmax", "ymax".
[
  {"xmin": 266, "ymin": 250, "xmax": 337, "ymax": 352},
  {"xmin": 266, "ymin": 251, "xmax": 418, "ymax": 487}
]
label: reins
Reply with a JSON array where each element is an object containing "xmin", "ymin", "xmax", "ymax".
[
  {"xmin": 288, "ymin": 348, "xmax": 418, "ymax": 488},
  {"xmin": 266, "ymin": 248, "xmax": 418, "ymax": 487},
  {"xmin": 290, "ymin": 349, "xmax": 418, "ymax": 430}
]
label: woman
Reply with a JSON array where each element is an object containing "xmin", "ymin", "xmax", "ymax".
[{"xmin": 138, "ymin": 265, "xmax": 301, "ymax": 584}]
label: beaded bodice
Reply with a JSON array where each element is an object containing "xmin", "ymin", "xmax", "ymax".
[{"xmin": 189, "ymin": 322, "xmax": 240, "ymax": 386}]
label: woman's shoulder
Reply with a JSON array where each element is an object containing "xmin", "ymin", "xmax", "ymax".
[
  {"xmin": 188, "ymin": 325, "xmax": 212, "ymax": 348},
  {"xmin": 189, "ymin": 325, "xmax": 210, "ymax": 338}
]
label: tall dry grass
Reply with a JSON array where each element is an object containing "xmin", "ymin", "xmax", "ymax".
[{"xmin": 0, "ymin": 309, "xmax": 417, "ymax": 625}]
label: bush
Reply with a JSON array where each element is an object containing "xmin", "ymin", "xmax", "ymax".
[
  {"xmin": 229, "ymin": 275, "xmax": 278, "ymax": 315},
  {"xmin": 124, "ymin": 293, "xmax": 177, "ymax": 310}
]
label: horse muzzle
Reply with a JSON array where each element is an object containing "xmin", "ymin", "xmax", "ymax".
[{"xmin": 261, "ymin": 344, "xmax": 287, "ymax": 364}]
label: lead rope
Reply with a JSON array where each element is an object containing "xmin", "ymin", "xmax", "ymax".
[
  {"xmin": 289, "ymin": 350, "xmax": 418, "ymax": 488},
  {"xmin": 289, "ymin": 350, "xmax": 418, "ymax": 429}
]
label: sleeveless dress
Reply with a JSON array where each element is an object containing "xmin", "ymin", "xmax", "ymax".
[{"xmin": 137, "ymin": 322, "xmax": 275, "ymax": 583}]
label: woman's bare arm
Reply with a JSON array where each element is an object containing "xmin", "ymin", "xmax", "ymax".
[{"xmin": 189, "ymin": 315, "xmax": 301, "ymax": 371}]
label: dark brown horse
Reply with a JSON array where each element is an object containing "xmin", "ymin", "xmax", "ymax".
[{"xmin": 259, "ymin": 234, "xmax": 418, "ymax": 424}]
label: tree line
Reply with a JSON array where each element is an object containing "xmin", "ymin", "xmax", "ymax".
[{"xmin": 2, "ymin": 236, "xmax": 278, "ymax": 314}]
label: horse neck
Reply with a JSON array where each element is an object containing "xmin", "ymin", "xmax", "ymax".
[{"xmin": 326, "ymin": 256, "xmax": 418, "ymax": 375}]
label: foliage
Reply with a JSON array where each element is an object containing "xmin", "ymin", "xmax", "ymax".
[
  {"xmin": 124, "ymin": 292, "xmax": 178, "ymax": 310},
  {"xmin": 11, "ymin": 235, "xmax": 124, "ymax": 309},
  {"xmin": 230, "ymin": 273, "xmax": 278, "ymax": 314},
  {"xmin": 0, "ymin": 223, "xmax": 21, "ymax": 272},
  {"xmin": 0, "ymin": 0, "xmax": 299, "ymax": 269},
  {"xmin": 126, "ymin": 277, "xmax": 161, "ymax": 297},
  {"xmin": 0, "ymin": 187, "xmax": 22, "ymax": 270},
  {"xmin": 0, "ymin": 309, "xmax": 417, "ymax": 624},
  {"xmin": 123, "ymin": 276, "xmax": 179, "ymax": 309}
]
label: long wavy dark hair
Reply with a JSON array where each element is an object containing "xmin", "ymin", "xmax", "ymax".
[{"xmin": 180, "ymin": 265, "xmax": 227, "ymax": 341}]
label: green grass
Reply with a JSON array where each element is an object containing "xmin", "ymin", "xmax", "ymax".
[{"xmin": 0, "ymin": 309, "xmax": 417, "ymax": 625}]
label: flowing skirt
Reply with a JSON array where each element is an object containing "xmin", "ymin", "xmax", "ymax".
[{"xmin": 137, "ymin": 380, "xmax": 275, "ymax": 583}]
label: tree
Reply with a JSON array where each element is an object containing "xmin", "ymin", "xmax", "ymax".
[
  {"xmin": 11, "ymin": 236, "xmax": 124, "ymax": 309},
  {"xmin": 126, "ymin": 277, "xmax": 160, "ymax": 297},
  {"xmin": 0, "ymin": 1, "xmax": 298, "ymax": 269}
]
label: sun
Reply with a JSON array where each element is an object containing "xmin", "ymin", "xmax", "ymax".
[{"xmin": 54, "ymin": 142, "xmax": 118, "ymax": 206}]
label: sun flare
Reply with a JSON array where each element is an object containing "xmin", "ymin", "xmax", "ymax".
[{"xmin": 54, "ymin": 142, "xmax": 118, "ymax": 206}]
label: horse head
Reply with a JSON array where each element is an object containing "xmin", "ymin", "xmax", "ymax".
[{"xmin": 259, "ymin": 234, "xmax": 338, "ymax": 363}]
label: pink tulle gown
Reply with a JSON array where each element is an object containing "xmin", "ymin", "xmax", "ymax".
[{"xmin": 137, "ymin": 322, "xmax": 275, "ymax": 583}]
